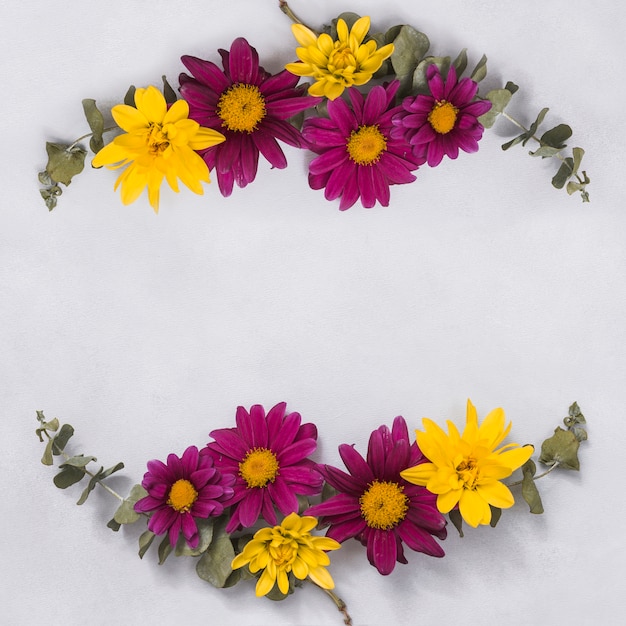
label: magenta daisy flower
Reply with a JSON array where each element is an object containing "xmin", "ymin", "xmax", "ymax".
[
  {"xmin": 306, "ymin": 416, "xmax": 447, "ymax": 575},
  {"xmin": 302, "ymin": 81, "xmax": 424, "ymax": 210},
  {"xmin": 391, "ymin": 64, "xmax": 492, "ymax": 167},
  {"xmin": 134, "ymin": 445, "xmax": 235, "ymax": 548},
  {"xmin": 178, "ymin": 38, "xmax": 321, "ymax": 197},
  {"xmin": 205, "ymin": 402, "xmax": 323, "ymax": 533}
]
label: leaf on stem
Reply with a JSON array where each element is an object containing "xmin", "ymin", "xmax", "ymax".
[
  {"xmin": 521, "ymin": 459, "xmax": 544, "ymax": 514},
  {"xmin": 539, "ymin": 426, "xmax": 580, "ymax": 470},
  {"xmin": 113, "ymin": 483, "xmax": 148, "ymax": 525},
  {"xmin": 44, "ymin": 142, "xmax": 87, "ymax": 186},
  {"xmin": 82, "ymin": 99, "xmax": 105, "ymax": 154}
]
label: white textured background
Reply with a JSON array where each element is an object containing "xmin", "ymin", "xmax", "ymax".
[{"xmin": 2, "ymin": 1, "xmax": 624, "ymax": 624}]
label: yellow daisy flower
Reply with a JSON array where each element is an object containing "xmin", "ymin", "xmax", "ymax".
[
  {"xmin": 285, "ymin": 16, "xmax": 394, "ymax": 100},
  {"xmin": 231, "ymin": 512, "xmax": 340, "ymax": 597},
  {"xmin": 401, "ymin": 400, "xmax": 534, "ymax": 528},
  {"xmin": 92, "ymin": 86, "xmax": 225, "ymax": 212}
]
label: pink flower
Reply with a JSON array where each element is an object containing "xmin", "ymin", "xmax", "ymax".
[
  {"xmin": 179, "ymin": 38, "xmax": 320, "ymax": 196},
  {"xmin": 205, "ymin": 402, "xmax": 323, "ymax": 533},
  {"xmin": 134, "ymin": 445, "xmax": 234, "ymax": 548},
  {"xmin": 392, "ymin": 64, "xmax": 492, "ymax": 167},
  {"xmin": 302, "ymin": 81, "xmax": 424, "ymax": 210},
  {"xmin": 306, "ymin": 417, "xmax": 446, "ymax": 575}
]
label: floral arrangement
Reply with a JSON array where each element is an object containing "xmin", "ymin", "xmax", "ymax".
[
  {"xmin": 36, "ymin": 400, "xmax": 588, "ymax": 623},
  {"xmin": 38, "ymin": 2, "xmax": 590, "ymax": 212},
  {"xmin": 35, "ymin": 3, "xmax": 591, "ymax": 623}
]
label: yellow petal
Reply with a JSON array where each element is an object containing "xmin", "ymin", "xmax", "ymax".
[
  {"xmin": 231, "ymin": 552, "xmax": 250, "ymax": 570},
  {"xmin": 336, "ymin": 18, "xmax": 349, "ymax": 44},
  {"xmin": 437, "ymin": 488, "xmax": 461, "ymax": 514},
  {"xmin": 111, "ymin": 104, "xmax": 149, "ymax": 133},
  {"xmin": 134, "ymin": 86, "xmax": 167, "ymax": 124},
  {"xmin": 459, "ymin": 489, "xmax": 491, "ymax": 527},
  {"xmin": 92, "ymin": 140, "xmax": 132, "ymax": 168},
  {"xmin": 188, "ymin": 126, "xmax": 225, "ymax": 151},
  {"xmin": 475, "ymin": 481, "xmax": 515, "ymax": 510},
  {"xmin": 350, "ymin": 16, "xmax": 371, "ymax": 46},
  {"xmin": 276, "ymin": 569, "xmax": 290, "ymax": 595},
  {"xmin": 307, "ymin": 565, "xmax": 335, "ymax": 590},
  {"xmin": 285, "ymin": 61, "xmax": 313, "ymax": 77},
  {"xmin": 163, "ymin": 98, "xmax": 189, "ymax": 125},
  {"xmin": 317, "ymin": 33, "xmax": 334, "ymax": 56},
  {"xmin": 400, "ymin": 462, "xmax": 435, "ymax": 486},
  {"xmin": 291, "ymin": 23, "xmax": 318, "ymax": 47},
  {"xmin": 497, "ymin": 444, "xmax": 534, "ymax": 471},
  {"xmin": 291, "ymin": 557, "xmax": 309, "ymax": 580},
  {"xmin": 255, "ymin": 567, "xmax": 276, "ymax": 597}
]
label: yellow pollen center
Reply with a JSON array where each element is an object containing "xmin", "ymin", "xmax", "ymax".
[
  {"xmin": 217, "ymin": 83, "xmax": 266, "ymax": 133},
  {"xmin": 269, "ymin": 540, "xmax": 297, "ymax": 568},
  {"xmin": 456, "ymin": 457, "xmax": 480, "ymax": 489},
  {"xmin": 146, "ymin": 122, "xmax": 170, "ymax": 154},
  {"xmin": 167, "ymin": 479, "xmax": 198, "ymax": 513},
  {"xmin": 239, "ymin": 447, "xmax": 279, "ymax": 488},
  {"xmin": 359, "ymin": 480, "xmax": 409, "ymax": 529},
  {"xmin": 329, "ymin": 45, "xmax": 357, "ymax": 71},
  {"xmin": 428, "ymin": 100, "xmax": 459, "ymax": 134},
  {"xmin": 346, "ymin": 125, "xmax": 387, "ymax": 166}
]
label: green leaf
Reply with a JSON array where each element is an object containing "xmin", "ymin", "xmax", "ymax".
[
  {"xmin": 478, "ymin": 88, "xmax": 513, "ymax": 129},
  {"xmin": 539, "ymin": 426, "xmax": 580, "ymax": 470},
  {"xmin": 504, "ymin": 81, "xmax": 519, "ymax": 95},
  {"xmin": 100, "ymin": 461, "xmax": 125, "ymax": 479},
  {"xmin": 38, "ymin": 170, "xmax": 53, "ymax": 186},
  {"xmin": 124, "ymin": 85, "xmax": 136, "ymax": 107},
  {"xmin": 53, "ymin": 465, "xmax": 86, "ymax": 489},
  {"xmin": 551, "ymin": 157, "xmax": 575, "ymax": 189},
  {"xmin": 45, "ymin": 142, "xmax": 87, "ymax": 186},
  {"xmin": 138, "ymin": 530, "xmax": 156, "ymax": 559},
  {"xmin": 113, "ymin": 484, "xmax": 148, "ymax": 525},
  {"xmin": 390, "ymin": 25, "xmax": 430, "ymax": 77},
  {"xmin": 77, "ymin": 467, "xmax": 104, "ymax": 505},
  {"xmin": 107, "ymin": 518, "xmax": 122, "ymax": 532},
  {"xmin": 222, "ymin": 569, "xmax": 242, "ymax": 588},
  {"xmin": 564, "ymin": 401, "xmax": 586, "ymax": 426},
  {"xmin": 470, "ymin": 54, "xmax": 488, "ymax": 83},
  {"xmin": 540, "ymin": 124, "xmax": 572, "ymax": 150},
  {"xmin": 501, "ymin": 134, "xmax": 526, "ymax": 151},
  {"xmin": 489, "ymin": 505, "xmax": 502, "ymax": 527},
  {"xmin": 452, "ymin": 48, "xmax": 468, "ymax": 76},
  {"xmin": 158, "ymin": 536, "xmax": 173, "ymax": 565},
  {"xmin": 161, "ymin": 76, "xmax": 177, "ymax": 105},
  {"xmin": 265, "ymin": 574, "xmax": 296, "ymax": 601},
  {"xmin": 195, "ymin": 518, "xmax": 235, "ymax": 588},
  {"xmin": 41, "ymin": 438, "xmax": 55, "ymax": 466},
  {"xmin": 523, "ymin": 107, "xmax": 549, "ymax": 147},
  {"xmin": 448, "ymin": 508, "xmax": 464, "ymax": 537},
  {"xmin": 35, "ymin": 414, "xmax": 59, "ymax": 440},
  {"xmin": 570, "ymin": 426, "xmax": 588, "ymax": 442},
  {"xmin": 60, "ymin": 454, "xmax": 96, "ymax": 468},
  {"xmin": 521, "ymin": 459, "xmax": 544, "ymax": 514},
  {"xmin": 52, "ymin": 423, "xmax": 74, "ymax": 455},
  {"xmin": 384, "ymin": 25, "xmax": 402, "ymax": 44},
  {"xmin": 176, "ymin": 517, "xmax": 215, "ymax": 556},
  {"xmin": 571, "ymin": 148, "xmax": 584, "ymax": 176},
  {"xmin": 82, "ymin": 99, "xmax": 105, "ymax": 154},
  {"xmin": 529, "ymin": 145, "xmax": 564, "ymax": 158},
  {"xmin": 321, "ymin": 481, "xmax": 338, "ymax": 502}
]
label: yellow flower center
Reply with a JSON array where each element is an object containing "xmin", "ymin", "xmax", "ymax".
[
  {"xmin": 146, "ymin": 122, "xmax": 170, "ymax": 155},
  {"xmin": 428, "ymin": 100, "xmax": 459, "ymax": 134},
  {"xmin": 167, "ymin": 479, "xmax": 198, "ymax": 513},
  {"xmin": 456, "ymin": 456, "xmax": 479, "ymax": 489},
  {"xmin": 329, "ymin": 45, "xmax": 357, "ymax": 72},
  {"xmin": 269, "ymin": 539, "xmax": 297, "ymax": 568},
  {"xmin": 346, "ymin": 125, "xmax": 387, "ymax": 166},
  {"xmin": 217, "ymin": 83, "xmax": 266, "ymax": 133},
  {"xmin": 360, "ymin": 480, "xmax": 409, "ymax": 529},
  {"xmin": 239, "ymin": 447, "xmax": 280, "ymax": 488}
]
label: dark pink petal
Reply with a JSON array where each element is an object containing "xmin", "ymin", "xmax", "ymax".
[
  {"xmin": 265, "ymin": 402, "xmax": 287, "ymax": 443},
  {"xmin": 449, "ymin": 76, "xmax": 478, "ymax": 105},
  {"xmin": 237, "ymin": 488, "xmax": 263, "ymax": 527},
  {"xmin": 303, "ymin": 126, "xmax": 346, "ymax": 150},
  {"xmin": 305, "ymin": 493, "xmax": 360, "ymax": 517},
  {"xmin": 309, "ymin": 147, "xmax": 349, "ymax": 176},
  {"xmin": 405, "ymin": 502, "xmax": 447, "ymax": 534},
  {"xmin": 149, "ymin": 506, "xmax": 177, "ymax": 536},
  {"xmin": 363, "ymin": 86, "xmax": 388, "ymax": 125},
  {"xmin": 370, "ymin": 165, "xmax": 391, "ymax": 206},
  {"xmin": 216, "ymin": 136, "xmax": 241, "ymax": 173},
  {"xmin": 192, "ymin": 500, "xmax": 219, "ymax": 518},
  {"xmin": 357, "ymin": 166, "xmax": 376, "ymax": 208},
  {"xmin": 180, "ymin": 56, "xmax": 231, "ymax": 93},
  {"xmin": 208, "ymin": 428, "xmax": 248, "ymax": 459},
  {"xmin": 234, "ymin": 405, "xmax": 254, "ymax": 448},
  {"xmin": 216, "ymin": 166, "xmax": 235, "ymax": 197},
  {"xmin": 271, "ymin": 411, "xmax": 301, "ymax": 450},
  {"xmin": 397, "ymin": 520, "xmax": 445, "ymax": 557},
  {"xmin": 146, "ymin": 458, "xmax": 172, "ymax": 483},
  {"xmin": 261, "ymin": 118, "xmax": 303, "ymax": 148},
  {"xmin": 168, "ymin": 515, "xmax": 183, "ymax": 547},
  {"xmin": 461, "ymin": 99, "xmax": 492, "ymax": 117},
  {"xmin": 267, "ymin": 477, "xmax": 299, "ymax": 515},
  {"xmin": 190, "ymin": 467, "xmax": 217, "ymax": 488},
  {"xmin": 309, "ymin": 171, "xmax": 331, "ymax": 191},
  {"xmin": 249, "ymin": 404, "xmax": 269, "ymax": 448},
  {"xmin": 347, "ymin": 86, "xmax": 365, "ymax": 121},
  {"xmin": 265, "ymin": 95, "xmax": 320, "ymax": 120},
  {"xmin": 443, "ymin": 64, "xmax": 458, "ymax": 99},
  {"xmin": 279, "ymin": 464, "xmax": 322, "ymax": 486},
  {"xmin": 426, "ymin": 65, "xmax": 445, "ymax": 100},
  {"xmin": 426, "ymin": 138, "xmax": 445, "ymax": 167},
  {"xmin": 322, "ymin": 464, "xmax": 365, "ymax": 495},
  {"xmin": 377, "ymin": 153, "xmax": 417, "ymax": 184},
  {"xmin": 296, "ymin": 422, "xmax": 317, "ymax": 442},
  {"xmin": 134, "ymin": 495, "xmax": 164, "ymax": 513},
  {"xmin": 148, "ymin": 483, "xmax": 169, "ymax": 500},
  {"xmin": 324, "ymin": 161, "xmax": 355, "ymax": 201},
  {"xmin": 277, "ymin": 437, "xmax": 317, "ymax": 465},
  {"xmin": 338, "ymin": 444, "xmax": 375, "ymax": 484},
  {"xmin": 368, "ymin": 528, "xmax": 398, "ymax": 575},
  {"xmin": 328, "ymin": 97, "xmax": 358, "ymax": 136},
  {"xmin": 392, "ymin": 416, "xmax": 409, "ymax": 444},
  {"xmin": 181, "ymin": 512, "xmax": 199, "ymax": 543},
  {"xmin": 228, "ymin": 38, "xmax": 259, "ymax": 84},
  {"xmin": 338, "ymin": 169, "xmax": 360, "ymax": 210},
  {"xmin": 261, "ymin": 489, "xmax": 277, "ymax": 525},
  {"xmin": 367, "ymin": 428, "xmax": 386, "ymax": 477},
  {"xmin": 253, "ymin": 131, "xmax": 288, "ymax": 169},
  {"xmin": 260, "ymin": 68, "xmax": 300, "ymax": 94},
  {"xmin": 180, "ymin": 446, "xmax": 199, "ymax": 475},
  {"xmin": 325, "ymin": 516, "xmax": 368, "ymax": 543}
]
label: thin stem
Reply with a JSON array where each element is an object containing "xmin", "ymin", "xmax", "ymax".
[
  {"xmin": 68, "ymin": 126, "xmax": 118, "ymax": 151},
  {"xmin": 43, "ymin": 429, "xmax": 125, "ymax": 502},
  {"xmin": 507, "ymin": 461, "xmax": 560, "ymax": 488},
  {"xmin": 278, "ymin": 1, "xmax": 317, "ymax": 34},
  {"xmin": 310, "ymin": 580, "xmax": 352, "ymax": 625}
]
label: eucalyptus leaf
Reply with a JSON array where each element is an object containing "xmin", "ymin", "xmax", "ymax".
[
  {"xmin": 52, "ymin": 423, "xmax": 74, "ymax": 455},
  {"xmin": 566, "ymin": 401, "xmax": 586, "ymax": 425},
  {"xmin": 138, "ymin": 530, "xmax": 156, "ymax": 559},
  {"xmin": 195, "ymin": 531, "xmax": 236, "ymax": 587},
  {"xmin": 41, "ymin": 438, "xmax": 55, "ymax": 466},
  {"xmin": 452, "ymin": 48, "xmax": 468, "ymax": 76},
  {"xmin": 470, "ymin": 54, "xmax": 488, "ymax": 83},
  {"xmin": 158, "ymin": 536, "xmax": 173, "ymax": 565},
  {"xmin": 107, "ymin": 518, "xmax": 122, "ymax": 532},
  {"xmin": 60, "ymin": 454, "xmax": 96, "ymax": 468},
  {"xmin": 566, "ymin": 181, "xmax": 584, "ymax": 195},
  {"xmin": 571, "ymin": 148, "xmax": 584, "ymax": 176},
  {"xmin": 448, "ymin": 508, "xmax": 464, "ymax": 537},
  {"xmin": 124, "ymin": 85, "xmax": 136, "ymax": 107},
  {"xmin": 529, "ymin": 145, "xmax": 564, "ymax": 158},
  {"xmin": 384, "ymin": 25, "xmax": 402, "ymax": 45},
  {"xmin": 100, "ymin": 461, "xmax": 125, "ymax": 479},
  {"xmin": 41, "ymin": 192, "xmax": 58, "ymax": 211},
  {"xmin": 113, "ymin": 484, "xmax": 148, "ymax": 525},
  {"xmin": 521, "ymin": 459, "xmax": 544, "ymax": 514},
  {"xmin": 504, "ymin": 81, "xmax": 519, "ymax": 95},
  {"xmin": 38, "ymin": 170, "xmax": 53, "ymax": 186},
  {"xmin": 222, "ymin": 569, "xmax": 242, "ymax": 588},
  {"xmin": 571, "ymin": 426, "xmax": 588, "ymax": 442},
  {"xmin": 53, "ymin": 465, "xmax": 86, "ymax": 489},
  {"xmin": 161, "ymin": 75, "xmax": 177, "ymax": 105},
  {"xmin": 77, "ymin": 467, "xmax": 104, "ymax": 505},
  {"xmin": 35, "ymin": 414, "xmax": 59, "ymax": 439},
  {"xmin": 501, "ymin": 134, "xmax": 525, "ymax": 151},
  {"xmin": 390, "ymin": 25, "xmax": 430, "ymax": 77},
  {"xmin": 81, "ymin": 99, "xmax": 105, "ymax": 154},
  {"xmin": 478, "ymin": 88, "xmax": 513, "ymax": 129},
  {"xmin": 539, "ymin": 426, "xmax": 580, "ymax": 470},
  {"xmin": 540, "ymin": 124, "xmax": 572, "ymax": 150},
  {"xmin": 45, "ymin": 142, "xmax": 87, "ymax": 186},
  {"xmin": 489, "ymin": 505, "xmax": 502, "ymax": 527},
  {"xmin": 522, "ymin": 107, "xmax": 549, "ymax": 147},
  {"xmin": 551, "ymin": 157, "xmax": 575, "ymax": 189},
  {"xmin": 321, "ymin": 481, "xmax": 338, "ymax": 502},
  {"xmin": 176, "ymin": 517, "xmax": 215, "ymax": 556}
]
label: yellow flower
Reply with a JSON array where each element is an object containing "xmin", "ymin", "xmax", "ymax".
[
  {"xmin": 285, "ymin": 16, "xmax": 394, "ymax": 100},
  {"xmin": 400, "ymin": 400, "xmax": 534, "ymax": 528},
  {"xmin": 92, "ymin": 86, "xmax": 225, "ymax": 212},
  {"xmin": 231, "ymin": 512, "xmax": 340, "ymax": 597}
]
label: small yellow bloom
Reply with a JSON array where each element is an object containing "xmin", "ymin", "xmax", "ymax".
[
  {"xmin": 285, "ymin": 16, "xmax": 394, "ymax": 100},
  {"xmin": 401, "ymin": 400, "xmax": 534, "ymax": 528},
  {"xmin": 231, "ymin": 512, "xmax": 340, "ymax": 597},
  {"xmin": 92, "ymin": 86, "xmax": 225, "ymax": 212}
]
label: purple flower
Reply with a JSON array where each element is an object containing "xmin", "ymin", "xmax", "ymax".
[
  {"xmin": 205, "ymin": 402, "xmax": 323, "ymax": 533},
  {"xmin": 134, "ymin": 445, "xmax": 235, "ymax": 548},
  {"xmin": 306, "ymin": 416, "xmax": 447, "ymax": 575},
  {"xmin": 179, "ymin": 38, "xmax": 320, "ymax": 197},
  {"xmin": 302, "ymin": 81, "xmax": 424, "ymax": 210},
  {"xmin": 392, "ymin": 64, "xmax": 492, "ymax": 167}
]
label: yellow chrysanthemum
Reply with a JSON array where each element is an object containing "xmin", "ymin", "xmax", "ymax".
[
  {"xmin": 285, "ymin": 16, "xmax": 394, "ymax": 100},
  {"xmin": 400, "ymin": 400, "xmax": 534, "ymax": 528},
  {"xmin": 92, "ymin": 86, "xmax": 225, "ymax": 212},
  {"xmin": 231, "ymin": 512, "xmax": 340, "ymax": 597}
]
